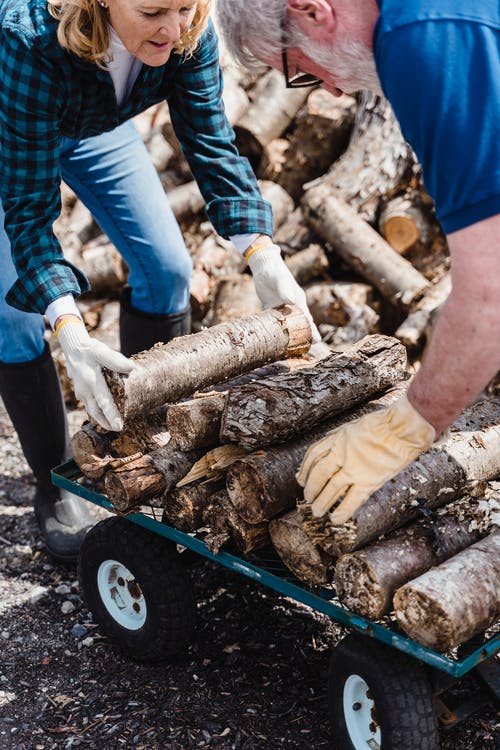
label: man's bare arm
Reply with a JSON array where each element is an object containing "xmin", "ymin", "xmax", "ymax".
[{"xmin": 408, "ymin": 213, "xmax": 500, "ymax": 435}]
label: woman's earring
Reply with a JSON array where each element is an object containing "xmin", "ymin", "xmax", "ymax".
[{"xmin": 98, "ymin": 0, "xmax": 108, "ymax": 7}]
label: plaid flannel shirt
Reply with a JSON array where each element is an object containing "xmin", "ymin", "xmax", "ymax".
[{"xmin": 0, "ymin": 0, "xmax": 273, "ymax": 314}]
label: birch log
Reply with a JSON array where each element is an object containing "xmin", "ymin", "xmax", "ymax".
[
  {"xmin": 395, "ymin": 273, "xmax": 451, "ymax": 349},
  {"xmin": 220, "ymin": 335, "xmax": 407, "ymax": 449},
  {"xmin": 334, "ymin": 493, "xmax": 499, "ymax": 619},
  {"xmin": 225, "ymin": 386, "xmax": 405, "ymax": 524},
  {"xmin": 269, "ymin": 509, "xmax": 335, "ymax": 585},
  {"xmin": 233, "ymin": 69, "xmax": 311, "ymax": 168},
  {"xmin": 393, "ymin": 534, "xmax": 500, "ymax": 650},
  {"xmin": 300, "ymin": 398, "xmax": 500, "ymax": 556},
  {"xmin": 302, "ymin": 187, "xmax": 430, "ymax": 310},
  {"xmin": 104, "ymin": 305, "xmax": 312, "ymax": 422}
]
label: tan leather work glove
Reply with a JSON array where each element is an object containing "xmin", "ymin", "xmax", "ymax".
[{"xmin": 296, "ymin": 394, "xmax": 435, "ymax": 524}]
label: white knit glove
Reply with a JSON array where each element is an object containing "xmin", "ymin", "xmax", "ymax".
[
  {"xmin": 57, "ymin": 319, "xmax": 133, "ymax": 431},
  {"xmin": 247, "ymin": 244, "xmax": 321, "ymax": 342}
]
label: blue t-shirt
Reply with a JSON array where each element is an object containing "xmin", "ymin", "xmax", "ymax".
[{"xmin": 374, "ymin": 0, "xmax": 500, "ymax": 233}]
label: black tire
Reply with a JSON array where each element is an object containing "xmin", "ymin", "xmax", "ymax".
[
  {"xmin": 328, "ymin": 634, "xmax": 439, "ymax": 750},
  {"xmin": 78, "ymin": 516, "xmax": 196, "ymax": 663}
]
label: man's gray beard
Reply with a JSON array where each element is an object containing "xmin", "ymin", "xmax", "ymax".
[{"xmin": 302, "ymin": 35, "xmax": 383, "ymax": 95}]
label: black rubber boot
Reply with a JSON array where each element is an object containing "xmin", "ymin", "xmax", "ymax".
[
  {"xmin": 0, "ymin": 344, "xmax": 94, "ymax": 563},
  {"xmin": 119, "ymin": 286, "xmax": 191, "ymax": 357}
]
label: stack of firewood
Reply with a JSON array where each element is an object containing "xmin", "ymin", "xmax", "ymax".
[
  {"xmin": 69, "ymin": 303, "xmax": 500, "ymax": 653},
  {"xmin": 51, "ymin": 41, "xmax": 498, "ymax": 651}
]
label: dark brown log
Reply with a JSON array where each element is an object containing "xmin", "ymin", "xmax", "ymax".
[
  {"xmin": 302, "ymin": 187, "xmax": 430, "ymax": 311},
  {"xmin": 300, "ymin": 398, "xmax": 500, "ymax": 556},
  {"xmin": 334, "ymin": 493, "xmax": 499, "ymax": 619},
  {"xmin": 167, "ymin": 357, "xmax": 313, "ymax": 452},
  {"xmin": 163, "ymin": 480, "xmax": 225, "ymax": 532},
  {"xmin": 104, "ymin": 445, "xmax": 201, "ymax": 512},
  {"xmin": 220, "ymin": 335, "xmax": 407, "ymax": 449},
  {"xmin": 269, "ymin": 509, "xmax": 335, "ymax": 584},
  {"xmin": 225, "ymin": 386, "xmax": 405, "ymax": 524},
  {"xmin": 233, "ymin": 69, "xmax": 311, "ymax": 168},
  {"xmin": 104, "ymin": 305, "xmax": 312, "ymax": 422},
  {"xmin": 203, "ymin": 491, "xmax": 270, "ymax": 555},
  {"xmin": 393, "ymin": 533, "xmax": 500, "ymax": 650},
  {"xmin": 70, "ymin": 406, "xmax": 170, "ymax": 474}
]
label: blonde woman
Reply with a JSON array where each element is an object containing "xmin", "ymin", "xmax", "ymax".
[{"xmin": 0, "ymin": 0, "xmax": 317, "ymax": 560}]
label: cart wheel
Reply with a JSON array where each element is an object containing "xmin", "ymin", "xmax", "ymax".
[
  {"xmin": 328, "ymin": 634, "xmax": 439, "ymax": 750},
  {"xmin": 78, "ymin": 516, "xmax": 196, "ymax": 663}
]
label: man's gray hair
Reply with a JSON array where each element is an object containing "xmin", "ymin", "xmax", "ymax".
[{"xmin": 215, "ymin": 0, "xmax": 290, "ymax": 70}]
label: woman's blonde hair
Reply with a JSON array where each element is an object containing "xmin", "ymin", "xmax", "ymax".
[{"xmin": 47, "ymin": 0, "xmax": 211, "ymax": 67}]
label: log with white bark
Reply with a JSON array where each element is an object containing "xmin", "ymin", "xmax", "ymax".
[
  {"xmin": 334, "ymin": 492, "xmax": 499, "ymax": 619},
  {"xmin": 300, "ymin": 398, "xmax": 500, "ymax": 556},
  {"xmin": 395, "ymin": 273, "xmax": 451, "ymax": 349},
  {"xmin": 274, "ymin": 207, "xmax": 316, "ymax": 254},
  {"xmin": 220, "ymin": 335, "xmax": 407, "ymax": 449},
  {"xmin": 393, "ymin": 533, "xmax": 500, "ymax": 650},
  {"xmin": 378, "ymin": 190, "xmax": 434, "ymax": 255},
  {"xmin": 302, "ymin": 187, "xmax": 430, "ymax": 311},
  {"xmin": 167, "ymin": 356, "xmax": 313, "ymax": 452},
  {"xmin": 269, "ymin": 509, "xmax": 335, "ymax": 585},
  {"xmin": 233, "ymin": 69, "xmax": 311, "ymax": 168},
  {"xmin": 225, "ymin": 386, "xmax": 405, "ymax": 524},
  {"xmin": 79, "ymin": 237, "xmax": 128, "ymax": 297},
  {"xmin": 285, "ymin": 244, "xmax": 330, "ymax": 286},
  {"xmin": 104, "ymin": 305, "xmax": 312, "ymax": 422}
]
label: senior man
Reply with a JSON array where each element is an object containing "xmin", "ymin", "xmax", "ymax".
[{"xmin": 216, "ymin": 0, "xmax": 500, "ymax": 524}]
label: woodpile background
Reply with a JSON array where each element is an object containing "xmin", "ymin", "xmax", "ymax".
[{"xmin": 52, "ymin": 43, "xmax": 499, "ymax": 652}]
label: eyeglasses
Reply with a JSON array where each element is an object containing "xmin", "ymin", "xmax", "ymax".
[{"xmin": 281, "ymin": 18, "xmax": 323, "ymax": 88}]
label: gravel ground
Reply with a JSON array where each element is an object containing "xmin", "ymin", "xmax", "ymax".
[{"xmin": 0, "ymin": 397, "xmax": 498, "ymax": 750}]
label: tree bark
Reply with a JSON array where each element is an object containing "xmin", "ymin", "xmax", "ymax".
[
  {"xmin": 104, "ymin": 445, "xmax": 202, "ymax": 512},
  {"xmin": 225, "ymin": 386, "xmax": 405, "ymax": 524},
  {"xmin": 104, "ymin": 305, "xmax": 312, "ymax": 422},
  {"xmin": 300, "ymin": 398, "xmax": 500, "ymax": 556},
  {"xmin": 163, "ymin": 480, "xmax": 225, "ymax": 532},
  {"xmin": 393, "ymin": 533, "xmax": 500, "ymax": 650},
  {"xmin": 269, "ymin": 509, "xmax": 335, "ymax": 585},
  {"xmin": 220, "ymin": 335, "xmax": 407, "ymax": 449},
  {"xmin": 167, "ymin": 356, "xmax": 313, "ymax": 452},
  {"xmin": 233, "ymin": 69, "xmax": 311, "ymax": 169},
  {"xmin": 334, "ymin": 492, "xmax": 499, "ymax": 619},
  {"xmin": 203, "ymin": 491, "xmax": 270, "ymax": 555},
  {"xmin": 395, "ymin": 273, "xmax": 451, "ymax": 350},
  {"xmin": 318, "ymin": 91, "xmax": 421, "ymax": 225},
  {"xmin": 70, "ymin": 406, "xmax": 170, "ymax": 476},
  {"xmin": 302, "ymin": 187, "xmax": 430, "ymax": 311}
]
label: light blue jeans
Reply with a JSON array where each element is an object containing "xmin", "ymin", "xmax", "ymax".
[{"xmin": 0, "ymin": 120, "xmax": 192, "ymax": 363}]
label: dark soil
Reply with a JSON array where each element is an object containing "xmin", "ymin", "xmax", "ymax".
[{"xmin": 0, "ymin": 400, "xmax": 498, "ymax": 750}]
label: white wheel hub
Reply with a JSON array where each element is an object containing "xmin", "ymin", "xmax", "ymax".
[
  {"xmin": 343, "ymin": 673, "xmax": 382, "ymax": 750},
  {"xmin": 97, "ymin": 559, "xmax": 147, "ymax": 630}
]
